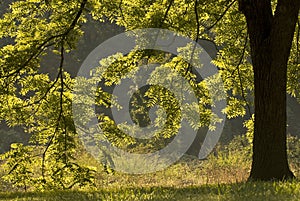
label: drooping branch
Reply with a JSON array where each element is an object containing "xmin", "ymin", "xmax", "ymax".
[
  {"xmin": 41, "ymin": 40, "xmax": 65, "ymax": 179},
  {"xmin": 235, "ymin": 35, "xmax": 253, "ymax": 120},
  {"xmin": 162, "ymin": 0, "xmax": 174, "ymax": 26},
  {"xmin": 0, "ymin": 0, "xmax": 88, "ymax": 79},
  {"xmin": 203, "ymin": 0, "xmax": 236, "ymax": 34},
  {"xmin": 36, "ymin": 0, "xmax": 88, "ymax": 180}
]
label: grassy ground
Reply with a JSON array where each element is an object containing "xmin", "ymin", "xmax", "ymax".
[
  {"xmin": 1, "ymin": 135, "xmax": 300, "ymax": 200},
  {"xmin": 1, "ymin": 181, "xmax": 300, "ymax": 201}
]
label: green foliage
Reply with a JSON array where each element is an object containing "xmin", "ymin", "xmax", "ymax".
[
  {"xmin": 0, "ymin": 143, "xmax": 35, "ymax": 191},
  {"xmin": 0, "ymin": 141, "xmax": 95, "ymax": 191},
  {"xmin": 287, "ymin": 20, "xmax": 300, "ymax": 100},
  {"xmin": 287, "ymin": 135, "xmax": 300, "ymax": 176},
  {"xmin": 0, "ymin": 0, "xmax": 94, "ymax": 190}
]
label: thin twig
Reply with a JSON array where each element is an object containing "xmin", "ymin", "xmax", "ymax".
[
  {"xmin": 185, "ymin": 0, "xmax": 200, "ymax": 77},
  {"xmin": 202, "ymin": 0, "xmax": 236, "ymax": 34},
  {"xmin": 235, "ymin": 35, "xmax": 254, "ymax": 121},
  {"xmin": 296, "ymin": 18, "xmax": 299, "ymax": 64},
  {"xmin": 119, "ymin": 0, "xmax": 128, "ymax": 26},
  {"xmin": 41, "ymin": 42, "xmax": 65, "ymax": 178},
  {"xmin": 161, "ymin": 0, "xmax": 174, "ymax": 26}
]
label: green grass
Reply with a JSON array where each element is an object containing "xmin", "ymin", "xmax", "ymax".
[
  {"xmin": 1, "ymin": 135, "xmax": 300, "ymax": 200},
  {"xmin": 1, "ymin": 181, "xmax": 300, "ymax": 201}
]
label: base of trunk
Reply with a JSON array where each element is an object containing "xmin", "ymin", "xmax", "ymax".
[{"xmin": 248, "ymin": 169, "xmax": 295, "ymax": 181}]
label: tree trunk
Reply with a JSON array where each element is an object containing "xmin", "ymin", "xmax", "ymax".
[{"xmin": 238, "ymin": 0, "xmax": 300, "ymax": 180}]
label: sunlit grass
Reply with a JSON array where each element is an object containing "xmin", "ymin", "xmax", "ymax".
[
  {"xmin": 1, "ymin": 181, "xmax": 300, "ymax": 201},
  {"xmin": 1, "ymin": 135, "xmax": 300, "ymax": 200}
]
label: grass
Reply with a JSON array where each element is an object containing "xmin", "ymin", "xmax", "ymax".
[
  {"xmin": 1, "ymin": 135, "xmax": 300, "ymax": 200},
  {"xmin": 1, "ymin": 181, "xmax": 300, "ymax": 200}
]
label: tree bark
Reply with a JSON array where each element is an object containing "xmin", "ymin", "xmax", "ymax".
[{"xmin": 238, "ymin": 0, "xmax": 300, "ymax": 180}]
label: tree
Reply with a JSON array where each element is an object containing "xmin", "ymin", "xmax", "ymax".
[
  {"xmin": 238, "ymin": 0, "xmax": 300, "ymax": 180},
  {"xmin": 0, "ymin": 0, "xmax": 299, "ymax": 189}
]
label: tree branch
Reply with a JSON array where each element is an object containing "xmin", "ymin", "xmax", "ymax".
[
  {"xmin": 203, "ymin": 0, "xmax": 236, "ymax": 34},
  {"xmin": 236, "ymin": 35, "xmax": 253, "ymax": 120},
  {"xmin": 162, "ymin": 0, "xmax": 174, "ymax": 26},
  {"xmin": 0, "ymin": 0, "xmax": 88, "ymax": 79},
  {"xmin": 41, "ymin": 41, "xmax": 65, "ymax": 179}
]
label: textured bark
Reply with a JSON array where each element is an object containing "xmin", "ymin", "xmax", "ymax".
[{"xmin": 238, "ymin": 0, "xmax": 300, "ymax": 180}]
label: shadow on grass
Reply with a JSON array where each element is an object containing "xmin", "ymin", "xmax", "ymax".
[{"xmin": 1, "ymin": 181, "xmax": 300, "ymax": 201}]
